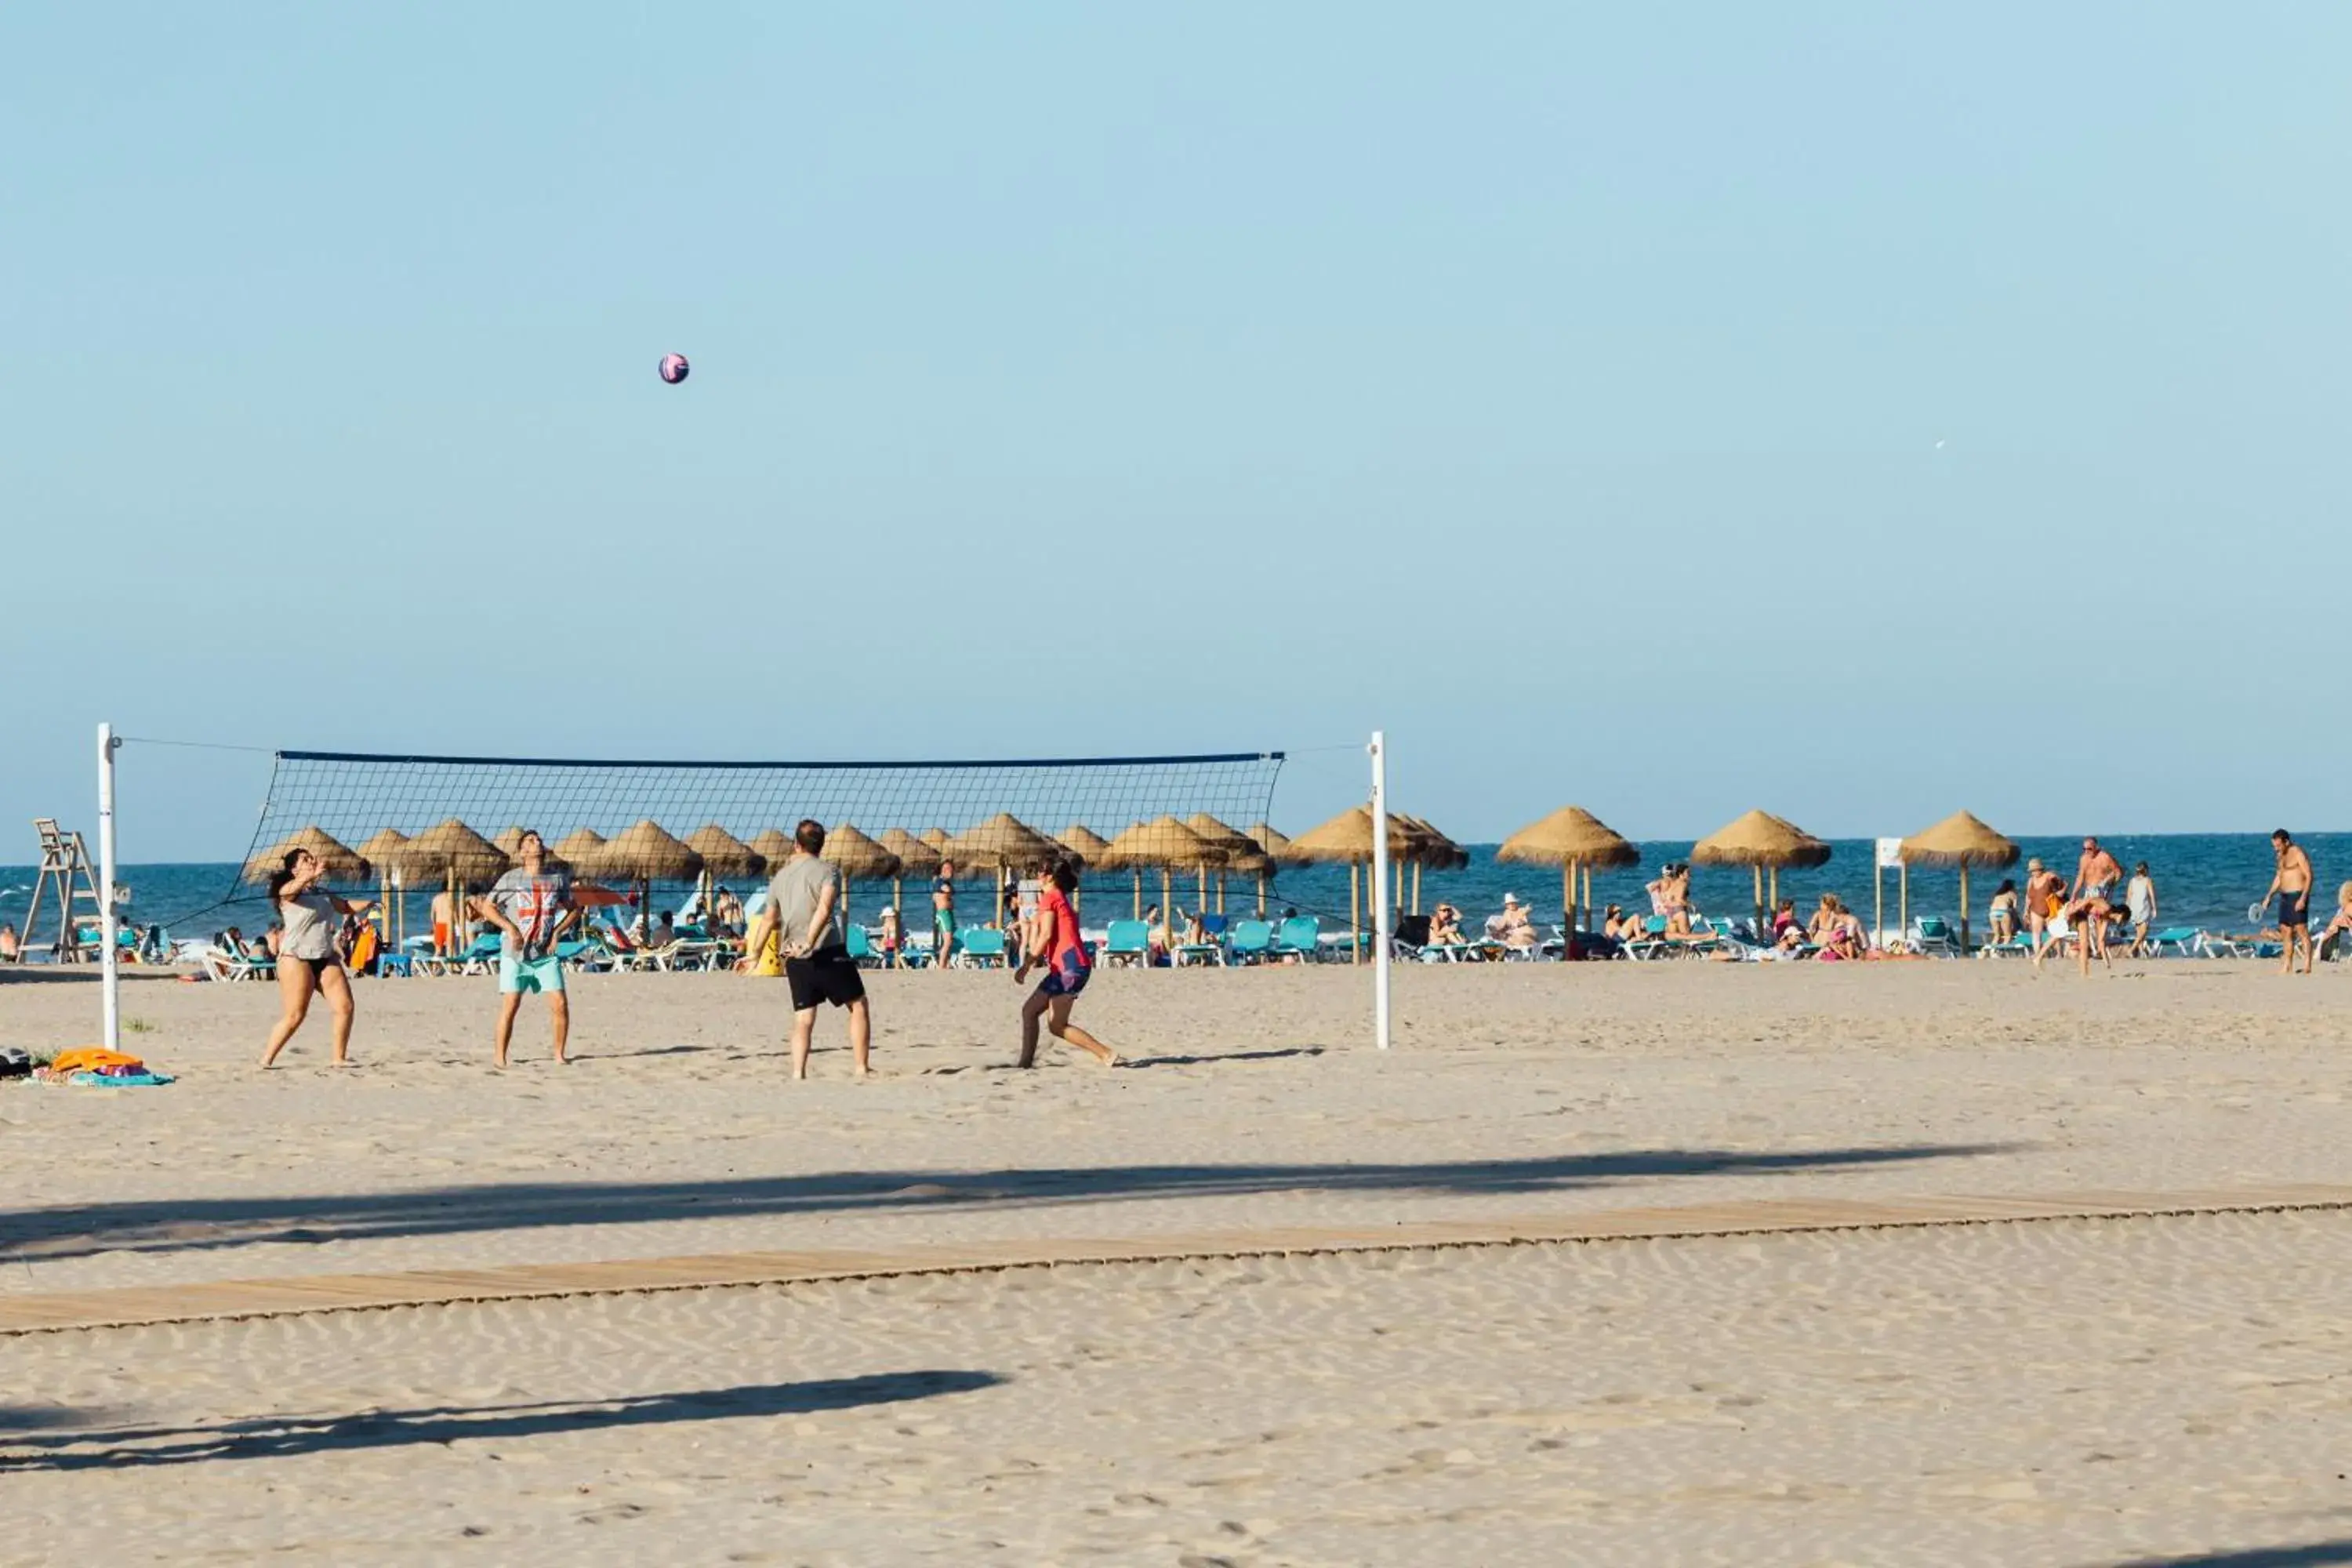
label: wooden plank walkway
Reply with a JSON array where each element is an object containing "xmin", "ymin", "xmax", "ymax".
[{"xmin": 5, "ymin": 1183, "xmax": 2350, "ymax": 1337}]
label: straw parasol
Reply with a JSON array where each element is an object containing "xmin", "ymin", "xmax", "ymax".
[
  {"xmin": 1498, "ymin": 805, "xmax": 1639, "ymax": 937},
  {"xmin": 942, "ymin": 814, "xmax": 1060, "ymax": 922},
  {"xmin": 1900, "ymin": 810, "xmax": 2018, "ymax": 954},
  {"xmin": 918, "ymin": 828, "xmax": 953, "ymax": 860},
  {"xmin": 553, "ymin": 829, "xmax": 608, "ymax": 874},
  {"xmin": 245, "ymin": 826, "xmax": 372, "ymax": 886},
  {"xmin": 394, "ymin": 819, "xmax": 508, "ymax": 886},
  {"xmin": 1690, "ymin": 809, "xmax": 1833, "ymax": 929},
  {"xmin": 587, "ymin": 821, "xmax": 702, "ymax": 940},
  {"xmin": 1248, "ymin": 823, "xmax": 1298, "ymax": 862},
  {"xmin": 1098, "ymin": 816, "xmax": 1223, "ymax": 922},
  {"xmin": 354, "ymin": 828, "xmax": 412, "ymax": 946},
  {"xmin": 1186, "ymin": 814, "xmax": 1263, "ymax": 914},
  {"xmin": 684, "ymin": 824, "xmax": 765, "ymax": 880},
  {"xmin": 1057, "ymin": 825, "xmax": 1111, "ymax": 867},
  {"xmin": 874, "ymin": 828, "xmax": 941, "ymax": 916},
  {"xmin": 748, "ymin": 828, "xmax": 795, "ymax": 867},
  {"xmin": 491, "ymin": 826, "xmax": 532, "ymax": 858},
  {"xmin": 390, "ymin": 821, "xmax": 507, "ymax": 952},
  {"xmin": 1287, "ymin": 805, "xmax": 1426, "ymax": 963},
  {"xmin": 823, "ymin": 824, "xmax": 903, "ymax": 882}
]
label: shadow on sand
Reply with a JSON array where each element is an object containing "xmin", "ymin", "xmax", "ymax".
[
  {"xmin": 0, "ymin": 1370, "xmax": 1001, "ymax": 1472},
  {"xmin": 0, "ymin": 1142, "xmax": 2013, "ymax": 1264}
]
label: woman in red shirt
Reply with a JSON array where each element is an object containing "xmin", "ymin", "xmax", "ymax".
[{"xmin": 1013, "ymin": 855, "xmax": 1120, "ymax": 1068}]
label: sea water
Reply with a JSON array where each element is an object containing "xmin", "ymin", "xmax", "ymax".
[{"xmin": 4, "ymin": 833, "xmax": 2338, "ymax": 948}]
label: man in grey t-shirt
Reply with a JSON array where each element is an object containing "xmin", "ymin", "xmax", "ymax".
[
  {"xmin": 742, "ymin": 819, "xmax": 870, "ymax": 1080},
  {"xmin": 474, "ymin": 829, "xmax": 575, "ymax": 1068}
]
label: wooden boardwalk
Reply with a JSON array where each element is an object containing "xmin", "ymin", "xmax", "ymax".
[{"xmin": 6, "ymin": 1184, "xmax": 2350, "ymax": 1337}]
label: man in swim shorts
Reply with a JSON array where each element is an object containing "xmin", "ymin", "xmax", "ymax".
[
  {"xmin": 2263, "ymin": 829, "xmax": 2315, "ymax": 975},
  {"xmin": 931, "ymin": 858, "xmax": 956, "ymax": 973},
  {"xmin": 479, "ymin": 830, "xmax": 576, "ymax": 1067},
  {"xmin": 2073, "ymin": 837, "xmax": 2122, "ymax": 907}
]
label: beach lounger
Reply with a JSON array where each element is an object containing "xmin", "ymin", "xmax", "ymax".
[
  {"xmin": 1102, "ymin": 920, "xmax": 1151, "ymax": 968},
  {"xmin": 1909, "ymin": 916, "xmax": 1962, "ymax": 958},
  {"xmin": 845, "ymin": 925, "xmax": 884, "ymax": 968},
  {"xmin": 2143, "ymin": 927, "xmax": 2208, "ymax": 958},
  {"xmin": 1273, "ymin": 916, "xmax": 1321, "ymax": 963},
  {"xmin": 199, "ymin": 946, "xmax": 274, "ymax": 982},
  {"xmin": 956, "ymin": 927, "xmax": 1007, "ymax": 969},
  {"xmin": 1227, "ymin": 920, "xmax": 1274, "ymax": 964}
]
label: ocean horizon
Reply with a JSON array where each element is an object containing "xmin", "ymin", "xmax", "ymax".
[{"xmin": 7, "ymin": 831, "xmax": 2339, "ymax": 947}]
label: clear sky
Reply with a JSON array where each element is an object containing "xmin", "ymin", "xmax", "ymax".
[{"xmin": 5, "ymin": 2, "xmax": 2347, "ymax": 862}]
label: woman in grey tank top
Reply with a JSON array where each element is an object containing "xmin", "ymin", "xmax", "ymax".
[{"xmin": 260, "ymin": 848, "xmax": 375, "ymax": 1069}]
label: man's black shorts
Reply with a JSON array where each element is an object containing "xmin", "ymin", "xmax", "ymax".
[{"xmin": 786, "ymin": 944, "xmax": 867, "ymax": 1011}]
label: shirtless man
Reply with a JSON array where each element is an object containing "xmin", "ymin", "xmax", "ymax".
[
  {"xmin": 2073, "ymin": 837, "xmax": 2123, "ymax": 907},
  {"xmin": 2024, "ymin": 858, "xmax": 2067, "ymax": 969},
  {"xmin": 430, "ymin": 886, "xmax": 456, "ymax": 956},
  {"xmin": 2261, "ymin": 829, "xmax": 2315, "ymax": 975}
]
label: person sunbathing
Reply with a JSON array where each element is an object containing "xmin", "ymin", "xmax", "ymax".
[
  {"xmin": 1428, "ymin": 902, "xmax": 1466, "ymax": 946},
  {"xmin": 1771, "ymin": 898, "xmax": 1807, "ymax": 953},
  {"xmin": 1497, "ymin": 895, "xmax": 1539, "ymax": 950}
]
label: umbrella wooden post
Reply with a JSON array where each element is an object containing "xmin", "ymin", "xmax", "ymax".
[
  {"xmin": 1960, "ymin": 866, "xmax": 1972, "ymax": 955},
  {"xmin": 1411, "ymin": 862, "xmax": 1421, "ymax": 916},
  {"xmin": 1753, "ymin": 866, "xmax": 1765, "ymax": 935},
  {"xmin": 1875, "ymin": 869, "xmax": 1883, "ymax": 951},
  {"xmin": 1160, "ymin": 869, "xmax": 1172, "ymax": 938},
  {"xmin": 1581, "ymin": 862, "xmax": 1592, "ymax": 934},
  {"xmin": 1769, "ymin": 867, "xmax": 1780, "ymax": 913},
  {"xmin": 1900, "ymin": 863, "xmax": 1910, "ymax": 947},
  {"xmin": 1131, "ymin": 869, "xmax": 1142, "ymax": 921},
  {"xmin": 1257, "ymin": 876, "xmax": 1267, "ymax": 918},
  {"xmin": 1215, "ymin": 873, "xmax": 1225, "ymax": 915},
  {"xmin": 1349, "ymin": 862, "xmax": 1360, "ymax": 965}
]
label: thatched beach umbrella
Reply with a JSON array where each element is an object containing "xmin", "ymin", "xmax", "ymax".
[
  {"xmin": 1244, "ymin": 823, "xmax": 1295, "ymax": 915},
  {"xmin": 684, "ymin": 825, "xmax": 764, "ymax": 881},
  {"xmin": 392, "ymin": 821, "xmax": 507, "ymax": 953},
  {"xmin": 1288, "ymin": 805, "xmax": 1422, "ymax": 964},
  {"xmin": 1057, "ymin": 825, "xmax": 1111, "ymax": 867},
  {"xmin": 1498, "ymin": 805, "xmax": 1639, "ymax": 938},
  {"xmin": 1900, "ymin": 810, "xmax": 2018, "ymax": 954},
  {"xmin": 944, "ymin": 814, "xmax": 1061, "ymax": 922},
  {"xmin": 1691, "ymin": 809, "xmax": 1832, "ymax": 930},
  {"xmin": 681, "ymin": 825, "xmax": 764, "ymax": 931},
  {"xmin": 354, "ymin": 828, "xmax": 411, "ymax": 948},
  {"xmin": 823, "ymin": 824, "xmax": 902, "ymax": 882},
  {"xmin": 553, "ymin": 829, "xmax": 608, "ymax": 875},
  {"xmin": 490, "ymin": 826, "xmax": 532, "ymax": 858},
  {"xmin": 874, "ymin": 828, "xmax": 942, "ymax": 917},
  {"xmin": 247, "ymin": 826, "xmax": 372, "ymax": 887},
  {"xmin": 589, "ymin": 821, "xmax": 702, "ymax": 942},
  {"xmin": 1186, "ymin": 814, "xmax": 1261, "ymax": 913},
  {"xmin": 1388, "ymin": 812, "xmax": 1469, "ymax": 913},
  {"xmin": 1098, "ymin": 816, "xmax": 1223, "ymax": 923}
]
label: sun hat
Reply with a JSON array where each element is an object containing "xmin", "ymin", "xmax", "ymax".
[{"xmin": 1503, "ymin": 891, "xmax": 1523, "ymax": 905}]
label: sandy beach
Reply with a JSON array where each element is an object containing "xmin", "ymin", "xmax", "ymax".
[{"xmin": 6, "ymin": 959, "xmax": 2352, "ymax": 1562}]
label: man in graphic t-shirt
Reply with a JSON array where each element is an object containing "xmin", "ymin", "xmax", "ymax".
[{"xmin": 477, "ymin": 830, "xmax": 576, "ymax": 1068}]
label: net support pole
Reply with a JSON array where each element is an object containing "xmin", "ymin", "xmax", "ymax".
[
  {"xmin": 97, "ymin": 723, "xmax": 122, "ymax": 1053},
  {"xmin": 1369, "ymin": 730, "xmax": 1392, "ymax": 1051}
]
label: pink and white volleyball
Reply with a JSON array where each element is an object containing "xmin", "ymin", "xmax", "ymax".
[{"xmin": 658, "ymin": 353, "xmax": 689, "ymax": 385}]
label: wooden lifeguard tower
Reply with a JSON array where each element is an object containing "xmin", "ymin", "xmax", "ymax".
[{"xmin": 20, "ymin": 818, "xmax": 105, "ymax": 962}]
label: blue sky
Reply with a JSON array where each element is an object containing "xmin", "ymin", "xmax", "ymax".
[{"xmin": 5, "ymin": 3, "xmax": 2347, "ymax": 861}]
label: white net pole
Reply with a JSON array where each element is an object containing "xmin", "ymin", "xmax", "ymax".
[
  {"xmin": 1369, "ymin": 729, "xmax": 1392, "ymax": 1051},
  {"xmin": 97, "ymin": 722, "xmax": 122, "ymax": 1053}
]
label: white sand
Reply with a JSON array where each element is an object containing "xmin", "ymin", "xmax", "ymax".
[{"xmin": 5, "ymin": 959, "xmax": 2352, "ymax": 1560}]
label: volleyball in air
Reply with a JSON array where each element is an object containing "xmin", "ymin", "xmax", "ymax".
[{"xmin": 658, "ymin": 352, "xmax": 690, "ymax": 385}]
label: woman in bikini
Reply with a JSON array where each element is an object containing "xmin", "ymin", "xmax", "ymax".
[
  {"xmin": 1014, "ymin": 855, "xmax": 1120, "ymax": 1068},
  {"xmin": 260, "ymin": 848, "xmax": 373, "ymax": 1068},
  {"xmin": 1987, "ymin": 879, "xmax": 2021, "ymax": 945}
]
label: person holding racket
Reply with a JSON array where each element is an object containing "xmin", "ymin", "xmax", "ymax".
[
  {"xmin": 1013, "ymin": 854, "xmax": 1120, "ymax": 1069},
  {"xmin": 2260, "ymin": 829, "xmax": 2315, "ymax": 975}
]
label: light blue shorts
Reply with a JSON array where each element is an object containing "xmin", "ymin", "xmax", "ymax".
[{"xmin": 499, "ymin": 950, "xmax": 565, "ymax": 995}]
